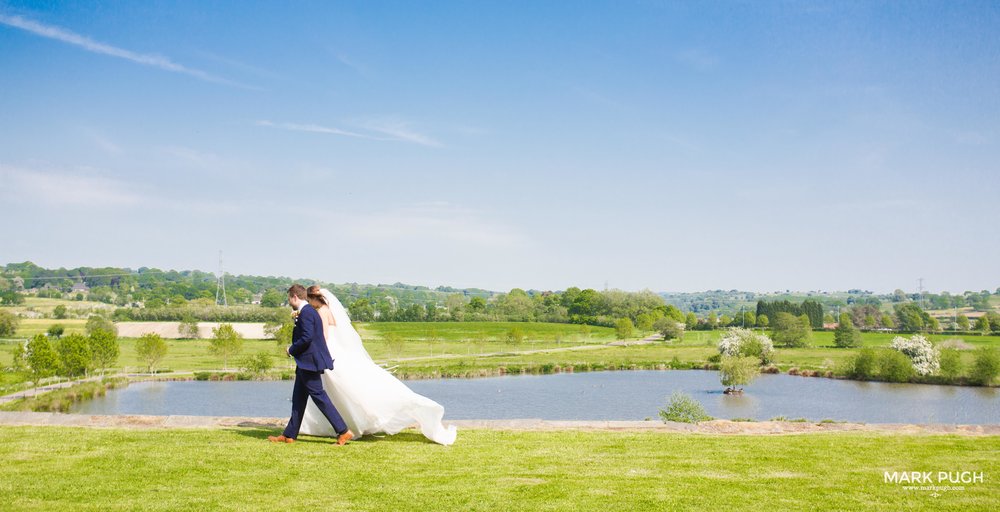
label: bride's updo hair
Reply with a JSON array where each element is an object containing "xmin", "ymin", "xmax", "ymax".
[{"xmin": 306, "ymin": 285, "xmax": 328, "ymax": 305}]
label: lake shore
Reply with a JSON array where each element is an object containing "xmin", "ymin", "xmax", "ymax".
[{"xmin": 2, "ymin": 411, "xmax": 998, "ymax": 435}]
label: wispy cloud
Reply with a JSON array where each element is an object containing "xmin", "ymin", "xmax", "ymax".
[
  {"xmin": 342, "ymin": 202, "xmax": 525, "ymax": 248},
  {"xmin": 0, "ymin": 164, "xmax": 143, "ymax": 207},
  {"xmin": 361, "ymin": 118, "xmax": 443, "ymax": 147},
  {"xmin": 333, "ymin": 51, "xmax": 368, "ymax": 76},
  {"xmin": 257, "ymin": 119, "xmax": 442, "ymax": 147},
  {"xmin": 674, "ymin": 48, "xmax": 719, "ymax": 72},
  {"xmin": 255, "ymin": 120, "xmax": 383, "ymax": 140},
  {"xmin": 0, "ymin": 13, "xmax": 255, "ymax": 89},
  {"xmin": 84, "ymin": 129, "xmax": 123, "ymax": 155}
]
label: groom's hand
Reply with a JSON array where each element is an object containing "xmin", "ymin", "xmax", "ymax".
[{"xmin": 286, "ymin": 346, "xmax": 291, "ymax": 357}]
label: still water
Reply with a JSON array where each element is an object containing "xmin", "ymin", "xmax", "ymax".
[{"xmin": 71, "ymin": 370, "xmax": 1000, "ymax": 424}]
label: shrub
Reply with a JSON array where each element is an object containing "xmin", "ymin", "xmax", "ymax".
[
  {"xmin": 615, "ymin": 318, "xmax": 634, "ymax": 340},
  {"xmin": 890, "ymin": 335, "xmax": 940, "ymax": 376},
  {"xmin": 47, "ymin": 324, "xmax": 65, "ymax": 339},
  {"xmin": 179, "ymin": 316, "xmax": 200, "ymax": 339},
  {"xmin": 877, "ymin": 349, "xmax": 915, "ymax": 383},
  {"xmin": 193, "ymin": 371, "xmax": 211, "ymax": 381},
  {"xmin": 654, "ymin": 318, "xmax": 684, "ymax": 341},
  {"xmin": 238, "ymin": 352, "xmax": 274, "ymax": 376},
  {"xmin": 0, "ymin": 310, "xmax": 20, "ymax": 337},
  {"xmin": 718, "ymin": 328, "xmax": 774, "ymax": 364},
  {"xmin": 659, "ymin": 392, "xmax": 712, "ymax": 423},
  {"xmin": 844, "ymin": 348, "xmax": 877, "ymax": 380},
  {"xmin": 85, "ymin": 315, "xmax": 117, "ymax": 336},
  {"xmin": 505, "ymin": 327, "xmax": 526, "ymax": 346},
  {"xmin": 970, "ymin": 347, "xmax": 1000, "ymax": 386},
  {"xmin": 938, "ymin": 349, "xmax": 963, "ymax": 380}
]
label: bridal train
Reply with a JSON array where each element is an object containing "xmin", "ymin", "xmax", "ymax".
[{"xmin": 299, "ymin": 289, "xmax": 457, "ymax": 445}]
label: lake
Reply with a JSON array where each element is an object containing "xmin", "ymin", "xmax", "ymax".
[{"xmin": 70, "ymin": 370, "xmax": 1000, "ymax": 424}]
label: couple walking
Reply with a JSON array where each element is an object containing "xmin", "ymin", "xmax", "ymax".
[{"xmin": 268, "ymin": 284, "xmax": 457, "ymax": 446}]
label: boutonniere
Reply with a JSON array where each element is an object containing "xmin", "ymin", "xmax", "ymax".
[{"xmin": 291, "ymin": 310, "xmax": 300, "ymax": 323}]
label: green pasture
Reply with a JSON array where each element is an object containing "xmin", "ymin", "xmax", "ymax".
[{"xmin": 0, "ymin": 427, "xmax": 996, "ymax": 511}]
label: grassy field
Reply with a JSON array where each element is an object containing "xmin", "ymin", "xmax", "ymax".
[
  {"xmin": 0, "ymin": 426, "xmax": 995, "ymax": 511},
  {"xmin": 1, "ymin": 323, "xmax": 998, "ymax": 382}
]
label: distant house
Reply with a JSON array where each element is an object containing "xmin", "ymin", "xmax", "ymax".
[
  {"xmin": 71, "ymin": 282, "xmax": 90, "ymax": 294},
  {"xmin": 251, "ymin": 293, "xmax": 263, "ymax": 305}
]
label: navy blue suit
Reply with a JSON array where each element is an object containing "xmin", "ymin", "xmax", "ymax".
[{"xmin": 282, "ymin": 304, "xmax": 348, "ymax": 438}]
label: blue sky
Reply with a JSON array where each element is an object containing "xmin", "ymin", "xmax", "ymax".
[{"xmin": 1, "ymin": 1, "xmax": 998, "ymax": 293}]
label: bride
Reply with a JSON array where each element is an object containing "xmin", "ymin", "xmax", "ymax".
[{"xmin": 297, "ymin": 285, "xmax": 457, "ymax": 445}]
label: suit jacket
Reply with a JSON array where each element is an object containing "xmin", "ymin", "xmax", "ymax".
[{"xmin": 288, "ymin": 304, "xmax": 334, "ymax": 372}]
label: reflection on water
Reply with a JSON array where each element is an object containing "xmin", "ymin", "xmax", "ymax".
[{"xmin": 70, "ymin": 370, "xmax": 1000, "ymax": 424}]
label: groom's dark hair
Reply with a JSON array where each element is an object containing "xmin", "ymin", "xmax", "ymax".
[{"xmin": 288, "ymin": 284, "xmax": 307, "ymax": 299}]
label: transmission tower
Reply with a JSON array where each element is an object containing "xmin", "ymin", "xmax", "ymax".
[
  {"xmin": 917, "ymin": 277, "xmax": 925, "ymax": 309},
  {"xmin": 216, "ymin": 250, "xmax": 228, "ymax": 306}
]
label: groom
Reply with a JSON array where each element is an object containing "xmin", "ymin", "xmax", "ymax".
[{"xmin": 268, "ymin": 284, "xmax": 354, "ymax": 445}]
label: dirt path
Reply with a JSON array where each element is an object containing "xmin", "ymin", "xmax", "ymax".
[{"xmin": 0, "ymin": 411, "xmax": 995, "ymax": 435}]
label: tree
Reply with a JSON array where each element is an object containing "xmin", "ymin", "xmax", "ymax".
[
  {"xmin": 85, "ymin": 315, "xmax": 117, "ymax": 336},
  {"xmin": 833, "ymin": 313, "xmax": 862, "ymax": 348},
  {"xmin": 265, "ymin": 319, "xmax": 294, "ymax": 346},
  {"xmin": 260, "ymin": 289, "xmax": 285, "ymax": 308},
  {"xmin": 0, "ymin": 290, "xmax": 25, "ymax": 306},
  {"xmin": 615, "ymin": 318, "xmax": 634, "ymax": 340},
  {"xmin": 974, "ymin": 315, "xmax": 991, "ymax": 335},
  {"xmin": 718, "ymin": 328, "xmax": 774, "ymax": 365},
  {"xmin": 179, "ymin": 316, "xmax": 200, "ymax": 339},
  {"xmin": 894, "ymin": 303, "xmax": 930, "ymax": 332},
  {"xmin": 505, "ymin": 326, "xmax": 526, "ymax": 348},
  {"xmin": 957, "ymin": 314, "xmax": 970, "ymax": 331},
  {"xmin": 756, "ymin": 314, "xmax": 769, "ymax": 328},
  {"xmin": 88, "ymin": 329, "xmax": 119, "ymax": 374},
  {"xmin": 52, "ymin": 304, "xmax": 68, "ymax": 320},
  {"xmin": 719, "ymin": 356, "xmax": 761, "ymax": 393},
  {"xmin": 384, "ymin": 332, "xmax": 405, "ymax": 359},
  {"xmin": 135, "ymin": 333, "xmax": 168, "ymax": 373},
  {"xmin": 636, "ymin": 312, "xmax": 656, "ymax": 331},
  {"xmin": 881, "ymin": 313, "xmax": 895, "ymax": 329},
  {"xmin": 47, "ymin": 324, "xmax": 65, "ymax": 339},
  {"xmin": 26, "ymin": 334, "xmax": 59, "ymax": 382},
  {"xmin": 0, "ymin": 309, "xmax": 19, "ymax": 337},
  {"xmin": 210, "ymin": 323, "xmax": 244, "ymax": 370},
  {"xmin": 771, "ymin": 312, "xmax": 809, "ymax": 348},
  {"xmin": 655, "ymin": 318, "xmax": 684, "ymax": 342},
  {"xmin": 348, "ymin": 298, "xmax": 375, "ymax": 322},
  {"xmin": 445, "ymin": 294, "xmax": 466, "ymax": 321},
  {"xmin": 466, "ymin": 296, "xmax": 487, "ymax": 314},
  {"xmin": 685, "ymin": 312, "xmax": 698, "ymax": 330},
  {"xmin": 57, "ymin": 333, "xmax": 93, "ymax": 377},
  {"xmin": 970, "ymin": 347, "xmax": 1000, "ymax": 386}
]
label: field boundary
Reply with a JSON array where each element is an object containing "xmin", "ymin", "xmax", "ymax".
[{"xmin": 0, "ymin": 411, "xmax": 997, "ymax": 435}]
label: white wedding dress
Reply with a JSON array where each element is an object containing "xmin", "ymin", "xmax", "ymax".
[{"xmin": 298, "ymin": 289, "xmax": 457, "ymax": 445}]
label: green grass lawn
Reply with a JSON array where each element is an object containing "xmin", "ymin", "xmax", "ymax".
[
  {"xmin": 0, "ymin": 427, "xmax": 995, "ymax": 511},
  {"xmin": 357, "ymin": 321, "xmax": 619, "ymax": 343},
  {"xmin": 1, "ymin": 324, "xmax": 997, "ymax": 387}
]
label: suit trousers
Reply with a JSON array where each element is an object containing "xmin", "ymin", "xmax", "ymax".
[{"xmin": 282, "ymin": 367, "xmax": 349, "ymax": 438}]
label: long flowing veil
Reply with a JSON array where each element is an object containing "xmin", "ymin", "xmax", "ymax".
[
  {"xmin": 321, "ymin": 289, "xmax": 374, "ymax": 363},
  {"xmin": 298, "ymin": 289, "xmax": 457, "ymax": 445}
]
